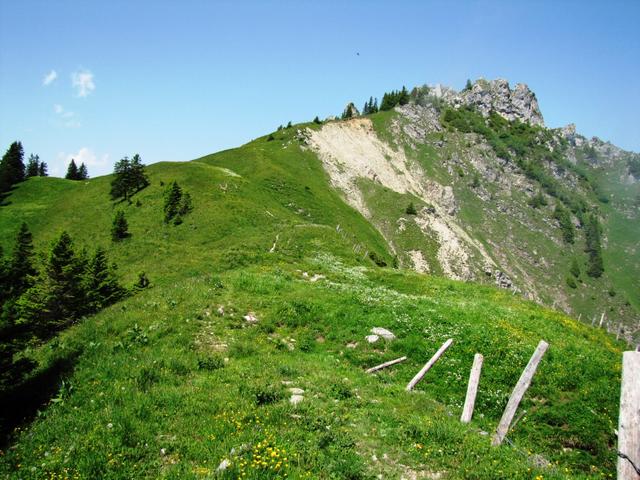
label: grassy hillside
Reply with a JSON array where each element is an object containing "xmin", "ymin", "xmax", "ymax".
[{"xmin": 0, "ymin": 124, "xmax": 627, "ymax": 479}]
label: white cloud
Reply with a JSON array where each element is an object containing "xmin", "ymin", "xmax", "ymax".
[
  {"xmin": 58, "ymin": 148, "xmax": 109, "ymax": 168},
  {"xmin": 42, "ymin": 70, "xmax": 57, "ymax": 86},
  {"xmin": 71, "ymin": 70, "xmax": 95, "ymax": 97},
  {"xmin": 53, "ymin": 104, "xmax": 80, "ymax": 128}
]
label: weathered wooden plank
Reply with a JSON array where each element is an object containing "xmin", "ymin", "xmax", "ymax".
[
  {"xmin": 492, "ymin": 340, "xmax": 549, "ymax": 446},
  {"xmin": 460, "ymin": 353, "xmax": 484, "ymax": 424},
  {"xmin": 365, "ymin": 356, "xmax": 407, "ymax": 374},
  {"xmin": 618, "ymin": 351, "xmax": 640, "ymax": 479},
  {"xmin": 405, "ymin": 339, "xmax": 453, "ymax": 391}
]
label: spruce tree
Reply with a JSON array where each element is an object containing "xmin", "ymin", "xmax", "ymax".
[
  {"xmin": 313, "ymin": 116, "xmax": 321, "ymax": 124},
  {"xmin": 464, "ymin": 79, "xmax": 473, "ymax": 91},
  {"xmin": 0, "ymin": 141, "xmax": 25, "ymax": 193},
  {"xmin": 130, "ymin": 154, "xmax": 149, "ymax": 192},
  {"xmin": 84, "ymin": 248, "xmax": 125, "ymax": 311},
  {"xmin": 399, "ymin": 86, "xmax": 409, "ymax": 105},
  {"xmin": 38, "ymin": 161, "xmax": 48, "ymax": 177},
  {"xmin": 110, "ymin": 155, "xmax": 149, "ymax": 201},
  {"xmin": 26, "ymin": 154, "xmax": 40, "ymax": 177},
  {"xmin": 584, "ymin": 214, "xmax": 604, "ymax": 278},
  {"xmin": 65, "ymin": 159, "xmax": 79, "ymax": 180},
  {"xmin": 17, "ymin": 232, "xmax": 86, "ymax": 335},
  {"xmin": 78, "ymin": 163, "xmax": 89, "ymax": 180},
  {"xmin": 9, "ymin": 222, "xmax": 36, "ymax": 297},
  {"xmin": 111, "ymin": 210, "xmax": 130, "ymax": 241},
  {"xmin": 0, "ymin": 246, "xmax": 8, "ymax": 304},
  {"xmin": 164, "ymin": 181, "xmax": 183, "ymax": 223}
]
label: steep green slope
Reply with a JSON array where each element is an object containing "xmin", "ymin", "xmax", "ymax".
[
  {"xmin": 0, "ymin": 126, "xmax": 391, "ymax": 287},
  {"xmin": 0, "ymin": 259, "xmax": 623, "ymax": 479},
  {"xmin": 0, "ymin": 123, "xmax": 627, "ymax": 479}
]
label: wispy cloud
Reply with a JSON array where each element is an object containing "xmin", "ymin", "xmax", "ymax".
[
  {"xmin": 42, "ymin": 70, "xmax": 58, "ymax": 86},
  {"xmin": 53, "ymin": 104, "xmax": 81, "ymax": 128},
  {"xmin": 58, "ymin": 148, "xmax": 109, "ymax": 170},
  {"xmin": 71, "ymin": 69, "xmax": 95, "ymax": 97}
]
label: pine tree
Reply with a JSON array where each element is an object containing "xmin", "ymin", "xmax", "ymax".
[
  {"xmin": 372, "ymin": 98, "xmax": 378, "ymax": 113},
  {"xmin": 111, "ymin": 210, "xmax": 130, "ymax": 241},
  {"xmin": 164, "ymin": 181, "xmax": 183, "ymax": 223},
  {"xmin": 0, "ymin": 141, "xmax": 25, "ymax": 193},
  {"xmin": 84, "ymin": 248, "xmax": 126, "ymax": 311},
  {"xmin": 38, "ymin": 161, "xmax": 48, "ymax": 177},
  {"xmin": 130, "ymin": 154, "xmax": 149, "ymax": 192},
  {"xmin": 110, "ymin": 155, "xmax": 149, "ymax": 202},
  {"xmin": 399, "ymin": 86, "xmax": 409, "ymax": 105},
  {"xmin": 65, "ymin": 159, "xmax": 79, "ymax": 180},
  {"xmin": 9, "ymin": 222, "xmax": 36, "ymax": 298},
  {"xmin": 313, "ymin": 116, "xmax": 321, "ymax": 124},
  {"xmin": 464, "ymin": 79, "xmax": 473, "ymax": 91},
  {"xmin": 26, "ymin": 154, "xmax": 40, "ymax": 177},
  {"xmin": 553, "ymin": 204, "xmax": 575, "ymax": 244},
  {"xmin": 286, "ymin": 121, "xmax": 292, "ymax": 128},
  {"xmin": 584, "ymin": 214, "xmax": 604, "ymax": 278},
  {"xmin": 17, "ymin": 232, "xmax": 86, "ymax": 335},
  {"xmin": 78, "ymin": 163, "xmax": 89, "ymax": 180},
  {"xmin": 0, "ymin": 246, "xmax": 9, "ymax": 304}
]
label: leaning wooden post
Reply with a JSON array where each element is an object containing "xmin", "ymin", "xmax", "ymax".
[
  {"xmin": 406, "ymin": 339, "xmax": 453, "ymax": 391},
  {"xmin": 617, "ymin": 351, "xmax": 640, "ymax": 479},
  {"xmin": 366, "ymin": 356, "xmax": 407, "ymax": 374},
  {"xmin": 492, "ymin": 340, "xmax": 549, "ymax": 446},
  {"xmin": 461, "ymin": 353, "xmax": 484, "ymax": 423}
]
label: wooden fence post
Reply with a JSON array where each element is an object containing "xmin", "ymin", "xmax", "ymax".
[
  {"xmin": 406, "ymin": 339, "xmax": 453, "ymax": 391},
  {"xmin": 618, "ymin": 351, "xmax": 640, "ymax": 479},
  {"xmin": 461, "ymin": 353, "xmax": 483, "ymax": 423},
  {"xmin": 365, "ymin": 356, "xmax": 407, "ymax": 374},
  {"xmin": 492, "ymin": 340, "xmax": 549, "ymax": 446}
]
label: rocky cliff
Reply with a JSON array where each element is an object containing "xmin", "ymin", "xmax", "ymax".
[{"xmin": 305, "ymin": 79, "xmax": 640, "ymax": 342}]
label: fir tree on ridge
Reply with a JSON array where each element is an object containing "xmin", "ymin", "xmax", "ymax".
[{"xmin": 0, "ymin": 141, "xmax": 25, "ymax": 194}]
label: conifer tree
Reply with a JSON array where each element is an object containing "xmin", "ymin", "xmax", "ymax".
[
  {"xmin": 38, "ymin": 161, "xmax": 48, "ymax": 177},
  {"xmin": 65, "ymin": 159, "xmax": 79, "ymax": 180},
  {"xmin": 313, "ymin": 116, "xmax": 321, "ymax": 124},
  {"xmin": 0, "ymin": 141, "xmax": 25, "ymax": 193},
  {"xmin": 372, "ymin": 98, "xmax": 378, "ymax": 113},
  {"xmin": 553, "ymin": 204, "xmax": 575, "ymax": 244},
  {"xmin": 84, "ymin": 248, "xmax": 126, "ymax": 311},
  {"xmin": 110, "ymin": 154, "xmax": 149, "ymax": 201},
  {"xmin": 26, "ymin": 154, "xmax": 40, "ymax": 177},
  {"xmin": 9, "ymin": 222, "xmax": 36, "ymax": 298},
  {"xmin": 78, "ymin": 163, "xmax": 89, "ymax": 180},
  {"xmin": 111, "ymin": 210, "xmax": 130, "ymax": 241},
  {"xmin": 464, "ymin": 79, "xmax": 473, "ymax": 91},
  {"xmin": 17, "ymin": 232, "xmax": 86, "ymax": 335},
  {"xmin": 584, "ymin": 214, "xmax": 604, "ymax": 278},
  {"xmin": 399, "ymin": 86, "xmax": 409, "ymax": 105},
  {"xmin": 164, "ymin": 181, "xmax": 183, "ymax": 223},
  {"xmin": 0, "ymin": 246, "xmax": 9, "ymax": 304}
]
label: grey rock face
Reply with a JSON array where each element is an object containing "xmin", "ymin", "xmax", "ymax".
[
  {"xmin": 459, "ymin": 79, "xmax": 544, "ymax": 127},
  {"xmin": 423, "ymin": 79, "xmax": 544, "ymax": 127}
]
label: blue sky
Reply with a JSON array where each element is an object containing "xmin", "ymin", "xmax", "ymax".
[{"xmin": 1, "ymin": 0, "xmax": 638, "ymax": 177}]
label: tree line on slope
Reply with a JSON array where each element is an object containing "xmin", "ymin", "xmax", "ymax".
[
  {"xmin": 0, "ymin": 142, "xmax": 48, "ymax": 197},
  {"xmin": 0, "ymin": 224, "xmax": 134, "ymax": 393}
]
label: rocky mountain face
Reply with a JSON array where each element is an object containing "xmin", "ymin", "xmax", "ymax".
[
  {"xmin": 430, "ymin": 78, "xmax": 545, "ymax": 126},
  {"xmin": 304, "ymin": 79, "xmax": 640, "ymax": 343}
]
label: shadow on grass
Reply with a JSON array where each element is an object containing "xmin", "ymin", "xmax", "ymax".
[{"xmin": 0, "ymin": 350, "xmax": 80, "ymax": 448}]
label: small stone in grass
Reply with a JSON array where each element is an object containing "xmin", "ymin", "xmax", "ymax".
[
  {"xmin": 365, "ymin": 334, "xmax": 380, "ymax": 343},
  {"xmin": 290, "ymin": 394, "xmax": 304, "ymax": 405}
]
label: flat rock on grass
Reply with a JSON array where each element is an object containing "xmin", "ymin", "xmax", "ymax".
[{"xmin": 371, "ymin": 327, "xmax": 396, "ymax": 340}]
